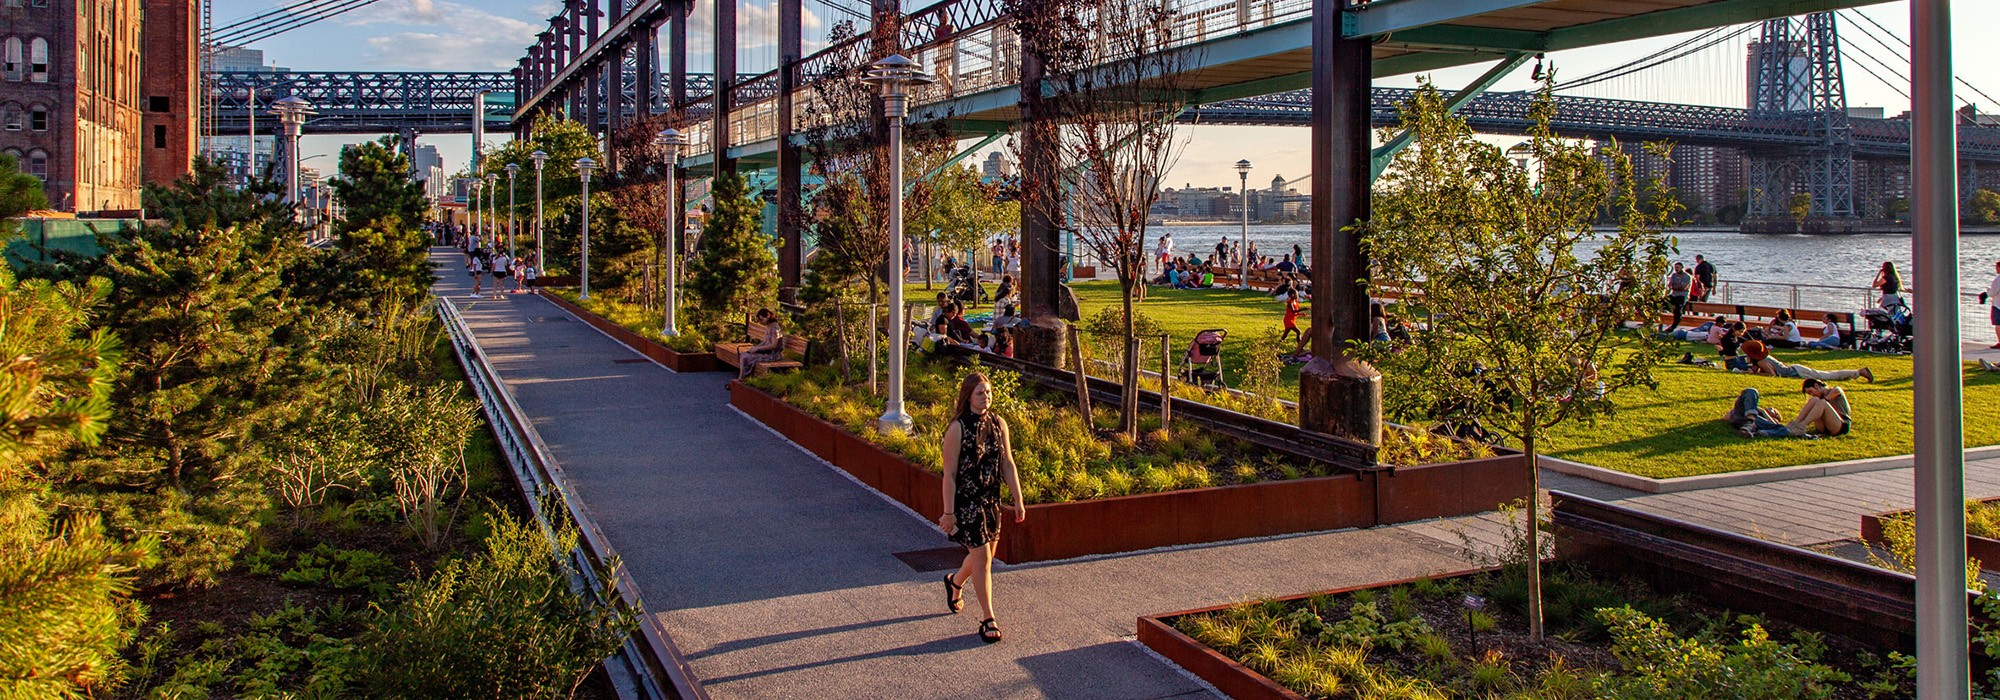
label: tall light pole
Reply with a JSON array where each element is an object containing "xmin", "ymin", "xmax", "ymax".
[
  {"xmin": 270, "ymin": 96, "xmax": 315, "ymax": 226},
  {"xmin": 862, "ymin": 55, "xmax": 934, "ymax": 434},
  {"xmin": 577, "ymin": 157, "xmax": 598, "ymax": 300},
  {"xmin": 531, "ymin": 150, "xmax": 548, "ymax": 270},
  {"xmin": 505, "ymin": 164, "xmax": 519, "ymax": 255},
  {"xmin": 245, "ymin": 86, "xmax": 258, "ymax": 187},
  {"xmin": 655, "ymin": 128, "xmax": 688, "ymax": 338},
  {"xmin": 485, "ymin": 173, "xmax": 499, "ymax": 255},
  {"xmin": 471, "ymin": 89, "xmax": 490, "ymax": 175},
  {"xmin": 1236, "ymin": 159, "xmax": 1252, "ymax": 289},
  {"xmin": 1911, "ymin": 0, "xmax": 1967, "ymax": 697}
]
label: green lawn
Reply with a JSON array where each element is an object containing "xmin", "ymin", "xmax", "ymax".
[{"xmin": 1042, "ymin": 280, "xmax": 2000, "ymax": 480}]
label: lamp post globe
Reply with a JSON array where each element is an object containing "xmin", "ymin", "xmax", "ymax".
[
  {"xmin": 653, "ymin": 128, "xmax": 688, "ymax": 338},
  {"xmin": 1235, "ymin": 159, "xmax": 1252, "ymax": 289},
  {"xmin": 531, "ymin": 150, "xmax": 549, "ymax": 276},
  {"xmin": 269, "ymin": 95, "xmax": 316, "ymax": 229},
  {"xmin": 576, "ymin": 157, "xmax": 598, "ymax": 300},
  {"xmin": 505, "ymin": 163, "xmax": 520, "ymax": 255},
  {"xmin": 860, "ymin": 54, "xmax": 935, "ymax": 434}
]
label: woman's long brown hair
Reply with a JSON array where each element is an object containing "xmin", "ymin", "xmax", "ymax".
[{"xmin": 951, "ymin": 372, "xmax": 997, "ymax": 450}]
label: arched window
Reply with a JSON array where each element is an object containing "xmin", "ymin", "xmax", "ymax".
[
  {"xmin": 28, "ymin": 37, "xmax": 48, "ymax": 82},
  {"xmin": 28, "ymin": 105, "xmax": 46, "ymax": 131},
  {"xmin": 3, "ymin": 38, "xmax": 20, "ymax": 80},
  {"xmin": 1, "ymin": 103, "xmax": 19, "ymax": 131},
  {"xmin": 1, "ymin": 149, "xmax": 20, "ymax": 168},
  {"xmin": 24, "ymin": 149, "xmax": 47, "ymax": 179}
]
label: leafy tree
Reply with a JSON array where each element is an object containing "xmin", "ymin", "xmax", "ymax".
[
  {"xmin": 685, "ymin": 173, "xmax": 779, "ymax": 337},
  {"xmin": 1355, "ymin": 81, "xmax": 1676, "ymax": 643},
  {"xmin": 1788, "ymin": 192, "xmax": 1813, "ymax": 222},
  {"xmin": 911, "ymin": 163, "xmax": 1017, "ymax": 269},
  {"xmin": 326, "ymin": 138, "xmax": 432, "ymax": 304},
  {"xmin": 42, "ymin": 208, "xmax": 308, "ymax": 586},
  {"xmin": 0, "ymin": 152, "xmax": 153, "ymax": 696},
  {"xmin": 480, "ymin": 115, "xmax": 602, "ymax": 271},
  {"xmin": 1970, "ymin": 189, "xmax": 2000, "ymax": 225},
  {"xmin": 0, "ymin": 152, "xmax": 43, "ymax": 237}
]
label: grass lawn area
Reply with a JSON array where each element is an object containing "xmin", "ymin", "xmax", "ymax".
[{"xmin": 1040, "ymin": 280, "xmax": 2000, "ymax": 479}]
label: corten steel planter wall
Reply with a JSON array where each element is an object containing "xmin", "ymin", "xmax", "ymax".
[
  {"xmin": 1860, "ymin": 498, "xmax": 2000, "ymax": 571},
  {"xmin": 1137, "ymin": 569, "xmax": 1493, "ymax": 700},
  {"xmin": 544, "ymin": 293, "xmax": 723, "ymax": 373},
  {"xmin": 531, "ymin": 275, "xmax": 581, "ymax": 288},
  {"xmin": 729, "ymin": 381, "xmax": 1527, "ymax": 564}
]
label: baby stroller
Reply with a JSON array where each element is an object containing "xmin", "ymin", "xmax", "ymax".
[
  {"xmin": 1859, "ymin": 299, "xmax": 1914, "ymax": 354},
  {"xmin": 945, "ymin": 265, "xmax": 989, "ymax": 306},
  {"xmin": 1179, "ymin": 329, "xmax": 1227, "ymax": 389}
]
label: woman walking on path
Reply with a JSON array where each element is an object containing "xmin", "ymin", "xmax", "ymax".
[{"xmin": 938, "ymin": 373, "xmax": 1025, "ymax": 644}]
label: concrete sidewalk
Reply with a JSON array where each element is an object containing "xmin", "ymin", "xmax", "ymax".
[{"xmin": 432, "ymin": 251, "xmax": 1481, "ymax": 700}]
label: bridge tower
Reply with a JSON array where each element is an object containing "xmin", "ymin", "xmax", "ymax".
[{"xmin": 1745, "ymin": 12, "xmax": 1858, "ymax": 230}]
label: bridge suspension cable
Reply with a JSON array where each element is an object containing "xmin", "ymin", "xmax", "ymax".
[
  {"xmin": 1839, "ymin": 9, "xmax": 2000, "ymax": 109},
  {"xmin": 208, "ymin": 0, "xmax": 387, "ymax": 49},
  {"xmin": 1555, "ymin": 23, "xmax": 1757, "ymax": 93}
]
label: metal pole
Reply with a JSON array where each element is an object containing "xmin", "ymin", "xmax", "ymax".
[
  {"xmin": 880, "ymin": 96, "xmax": 913, "ymax": 432},
  {"xmin": 246, "ymin": 88, "xmax": 257, "ymax": 186},
  {"xmin": 1240, "ymin": 169, "xmax": 1250, "ymax": 288},
  {"xmin": 508, "ymin": 171, "xmax": 518, "ymax": 254},
  {"xmin": 580, "ymin": 161, "xmax": 595, "ymax": 300},
  {"xmin": 662, "ymin": 153, "xmax": 680, "ymax": 337},
  {"xmin": 1911, "ymin": 1, "xmax": 1968, "ymax": 697}
]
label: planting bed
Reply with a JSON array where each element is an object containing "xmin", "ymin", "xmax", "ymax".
[
  {"xmin": 1140, "ymin": 494, "xmax": 1992, "ymax": 699},
  {"xmin": 734, "ymin": 359, "xmax": 1529, "ymax": 563},
  {"xmin": 542, "ymin": 291, "xmax": 722, "ymax": 373},
  {"xmin": 1860, "ymin": 497, "xmax": 2000, "ymax": 571}
]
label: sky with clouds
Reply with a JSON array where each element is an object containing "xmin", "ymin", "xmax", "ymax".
[{"xmin": 221, "ymin": 0, "xmax": 2000, "ymax": 189}]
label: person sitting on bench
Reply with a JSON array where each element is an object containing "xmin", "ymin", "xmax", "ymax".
[
  {"xmin": 740, "ymin": 309, "xmax": 787, "ymax": 378},
  {"xmin": 1805, "ymin": 313, "xmax": 1844, "ymax": 350}
]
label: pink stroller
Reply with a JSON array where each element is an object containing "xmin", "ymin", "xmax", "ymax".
[{"xmin": 1179, "ymin": 329, "xmax": 1227, "ymax": 388}]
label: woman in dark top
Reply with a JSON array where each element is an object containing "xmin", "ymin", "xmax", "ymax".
[
  {"xmin": 1872, "ymin": 261, "xmax": 1904, "ymax": 299},
  {"xmin": 938, "ymin": 373, "xmax": 1025, "ymax": 643}
]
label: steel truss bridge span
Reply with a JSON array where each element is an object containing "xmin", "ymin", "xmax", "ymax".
[{"xmin": 207, "ymin": 72, "xmax": 2000, "ymax": 164}]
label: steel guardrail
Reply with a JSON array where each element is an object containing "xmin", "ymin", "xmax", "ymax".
[{"xmin": 436, "ymin": 298, "xmax": 709, "ymax": 700}]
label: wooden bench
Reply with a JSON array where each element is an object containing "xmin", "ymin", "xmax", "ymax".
[
  {"xmin": 1660, "ymin": 302, "xmax": 1857, "ymax": 343},
  {"xmin": 1207, "ymin": 267, "xmax": 1293, "ymax": 292},
  {"xmin": 714, "ymin": 314, "xmax": 813, "ymax": 374}
]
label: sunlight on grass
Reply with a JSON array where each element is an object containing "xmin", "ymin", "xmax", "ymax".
[{"xmin": 1037, "ymin": 280, "xmax": 2000, "ymax": 480}]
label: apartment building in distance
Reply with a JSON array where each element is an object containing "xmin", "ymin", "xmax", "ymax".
[{"xmin": 1, "ymin": 0, "xmax": 195, "ymax": 213}]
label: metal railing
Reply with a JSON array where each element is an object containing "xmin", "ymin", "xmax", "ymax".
[{"xmin": 436, "ymin": 299, "xmax": 708, "ymax": 700}]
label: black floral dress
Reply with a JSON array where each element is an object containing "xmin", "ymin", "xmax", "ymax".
[{"xmin": 949, "ymin": 411, "xmax": 1005, "ymax": 548}]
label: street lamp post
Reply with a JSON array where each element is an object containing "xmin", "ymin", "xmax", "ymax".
[
  {"xmin": 531, "ymin": 150, "xmax": 548, "ymax": 274},
  {"xmin": 654, "ymin": 128, "xmax": 688, "ymax": 338},
  {"xmin": 485, "ymin": 173, "xmax": 499, "ymax": 254},
  {"xmin": 270, "ymin": 96, "xmax": 316, "ymax": 227},
  {"xmin": 506, "ymin": 163, "xmax": 520, "ymax": 255},
  {"xmin": 862, "ymin": 55, "xmax": 934, "ymax": 434},
  {"xmin": 1236, "ymin": 159, "xmax": 1252, "ymax": 289},
  {"xmin": 576, "ymin": 157, "xmax": 598, "ymax": 300}
]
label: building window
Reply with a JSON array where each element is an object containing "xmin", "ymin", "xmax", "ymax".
[
  {"xmin": 28, "ymin": 37, "xmax": 48, "ymax": 82},
  {"xmin": 153, "ymin": 124, "xmax": 166, "ymax": 149},
  {"xmin": 3, "ymin": 38, "xmax": 20, "ymax": 80},
  {"xmin": 149, "ymin": 95, "xmax": 170, "ymax": 113},
  {"xmin": 24, "ymin": 149, "xmax": 46, "ymax": 178},
  {"xmin": 29, "ymin": 106, "xmax": 46, "ymax": 131},
  {"xmin": 1, "ymin": 104, "xmax": 18, "ymax": 131}
]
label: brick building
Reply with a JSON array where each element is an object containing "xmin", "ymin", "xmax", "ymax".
[{"xmin": 1, "ymin": 0, "xmax": 193, "ymax": 213}]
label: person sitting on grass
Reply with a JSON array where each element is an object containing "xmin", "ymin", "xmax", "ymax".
[
  {"xmin": 1665, "ymin": 315, "xmax": 1728, "ymax": 342},
  {"xmin": 1805, "ymin": 313, "xmax": 1845, "ymax": 350},
  {"xmin": 1725, "ymin": 387, "xmax": 1788, "ymax": 436},
  {"xmin": 739, "ymin": 309, "xmax": 787, "ymax": 378},
  {"xmin": 1721, "ymin": 327, "xmax": 1752, "ymax": 371},
  {"xmin": 1760, "ymin": 310, "xmax": 1804, "ymax": 349},
  {"xmin": 1748, "ymin": 378, "xmax": 1853, "ymax": 438},
  {"xmin": 1748, "ymin": 340, "xmax": 1875, "ymax": 382},
  {"xmin": 1369, "ymin": 302, "xmax": 1391, "ymax": 343}
]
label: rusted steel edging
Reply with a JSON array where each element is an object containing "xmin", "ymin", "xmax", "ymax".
[
  {"xmin": 1860, "ymin": 498, "xmax": 2000, "ymax": 572},
  {"xmin": 438, "ymin": 299, "xmax": 709, "ymax": 700}
]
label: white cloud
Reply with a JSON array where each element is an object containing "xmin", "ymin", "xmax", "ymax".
[{"xmin": 352, "ymin": 0, "xmax": 540, "ymax": 70}]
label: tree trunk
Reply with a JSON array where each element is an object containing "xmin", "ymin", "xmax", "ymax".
[
  {"xmin": 1523, "ymin": 428, "xmax": 1545, "ymax": 643},
  {"xmin": 1119, "ymin": 277, "xmax": 1140, "ymax": 438},
  {"xmin": 834, "ymin": 298, "xmax": 852, "ymax": 384}
]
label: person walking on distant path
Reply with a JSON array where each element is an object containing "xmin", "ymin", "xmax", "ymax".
[
  {"xmin": 1982, "ymin": 259, "xmax": 2000, "ymax": 349},
  {"xmin": 1665, "ymin": 262, "xmax": 1694, "ymax": 330},
  {"xmin": 1693, "ymin": 255, "xmax": 1717, "ymax": 302},
  {"xmin": 939, "ymin": 373, "xmax": 1025, "ymax": 644}
]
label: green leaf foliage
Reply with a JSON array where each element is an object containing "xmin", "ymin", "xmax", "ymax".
[
  {"xmin": 685, "ymin": 172, "xmax": 778, "ymax": 336},
  {"xmin": 325, "ymin": 138, "xmax": 434, "ymax": 305}
]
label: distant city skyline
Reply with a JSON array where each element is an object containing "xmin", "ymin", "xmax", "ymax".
[{"xmin": 216, "ymin": 0, "xmax": 2000, "ymax": 191}]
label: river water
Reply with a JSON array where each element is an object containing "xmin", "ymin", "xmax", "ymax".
[{"xmin": 1132, "ymin": 225, "xmax": 2000, "ymax": 343}]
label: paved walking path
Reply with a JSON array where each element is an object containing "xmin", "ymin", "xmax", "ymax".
[
  {"xmin": 433, "ymin": 249, "xmax": 1996, "ymax": 697},
  {"xmin": 434, "ymin": 251, "xmax": 1480, "ymax": 700}
]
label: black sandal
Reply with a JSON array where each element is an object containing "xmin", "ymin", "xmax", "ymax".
[
  {"xmin": 978, "ymin": 618, "xmax": 1002, "ymax": 644},
  {"xmin": 943, "ymin": 574, "xmax": 964, "ymax": 613}
]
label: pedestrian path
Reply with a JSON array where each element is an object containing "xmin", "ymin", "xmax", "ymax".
[
  {"xmin": 431, "ymin": 249, "xmax": 1995, "ymax": 697},
  {"xmin": 432, "ymin": 251, "xmax": 1481, "ymax": 700}
]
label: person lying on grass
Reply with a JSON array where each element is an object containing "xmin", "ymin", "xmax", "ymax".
[
  {"xmin": 1737, "ymin": 379, "xmax": 1853, "ymax": 438},
  {"xmin": 1743, "ymin": 339, "xmax": 1875, "ymax": 382}
]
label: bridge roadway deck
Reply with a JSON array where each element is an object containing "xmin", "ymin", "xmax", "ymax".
[{"xmin": 434, "ymin": 248, "xmax": 2000, "ymax": 697}]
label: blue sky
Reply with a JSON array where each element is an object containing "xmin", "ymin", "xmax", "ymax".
[{"xmin": 224, "ymin": 0, "xmax": 2000, "ymax": 188}]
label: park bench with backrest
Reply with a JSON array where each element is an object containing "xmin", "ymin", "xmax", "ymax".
[
  {"xmin": 714, "ymin": 313, "xmax": 813, "ymax": 374},
  {"xmin": 1209, "ymin": 267, "xmax": 1291, "ymax": 291},
  {"xmin": 1661, "ymin": 302, "xmax": 1857, "ymax": 344}
]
